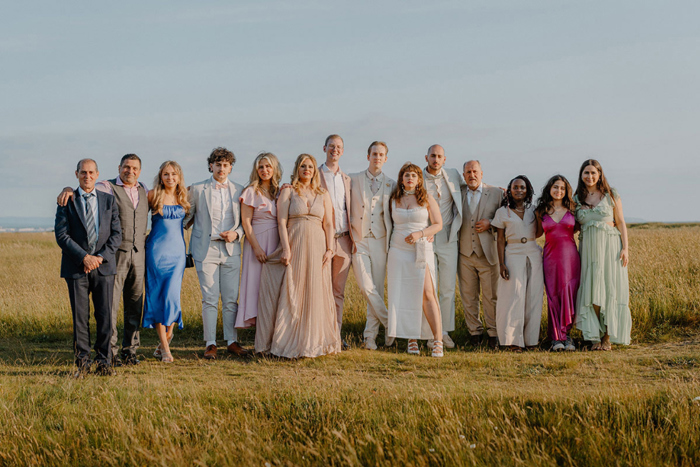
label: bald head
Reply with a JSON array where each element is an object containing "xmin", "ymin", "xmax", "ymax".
[{"xmin": 425, "ymin": 144, "xmax": 446, "ymax": 174}]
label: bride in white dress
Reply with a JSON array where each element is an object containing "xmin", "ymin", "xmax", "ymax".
[{"xmin": 386, "ymin": 163, "xmax": 445, "ymax": 357}]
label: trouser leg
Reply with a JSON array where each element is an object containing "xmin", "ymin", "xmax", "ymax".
[
  {"xmin": 523, "ymin": 256, "xmax": 545, "ymax": 347},
  {"xmin": 331, "ymin": 235, "xmax": 353, "ymax": 330},
  {"xmin": 477, "ymin": 256, "xmax": 500, "ymax": 338},
  {"xmin": 66, "ymin": 276, "xmax": 91, "ymax": 367},
  {"xmin": 197, "ymin": 243, "xmax": 222, "ymax": 344},
  {"xmin": 434, "ymin": 235, "xmax": 458, "ymax": 333},
  {"xmin": 220, "ymin": 251, "xmax": 241, "ymax": 343},
  {"xmin": 458, "ymin": 253, "xmax": 483, "ymax": 336},
  {"xmin": 90, "ymin": 270, "xmax": 114, "ymax": 365},
  {"xmin": 110, "ymin": 249, "xmax": 129, "ymax": 356},
  {"xmin": 122, "ymin": 249, "xmax": 145, "ymax": 354}
]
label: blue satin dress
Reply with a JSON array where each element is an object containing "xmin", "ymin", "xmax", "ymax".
[{"xmin": 143, "ymin": 205, "xmax": 186, "ymax": 329}]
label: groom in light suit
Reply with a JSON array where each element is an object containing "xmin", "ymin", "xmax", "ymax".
[
  {"xmin": 423, "ymin": 144, "xmax": 464, "ymax": 349},
  {"xmin": 349, "ymin": 141, "xmax": 396, "ymax": 350},
  {"xmin": 184, "ymin": 147, "xmax": 249, "ymax": 359}
]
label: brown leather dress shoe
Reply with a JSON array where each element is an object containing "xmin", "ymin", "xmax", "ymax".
[
  {"xmin": 203, "ymin": 344, "xmax": 217, "ymax": 360},
  {"xmin": 227, "ymin": 342, "xmax": 250, "ymax": 357}
]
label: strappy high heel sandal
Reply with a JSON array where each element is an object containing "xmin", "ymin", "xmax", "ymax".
[
  {"xmin": 154, "ymin": 334, "xmax": 174, "ymax": 359},
  {"xmin": 407, "ymin": 339, "xmax": 420, "ymax": 355},
  {"xmin": 431, "ymin": 340, "xmax": 444, "ymax": 358},
  {"xmin": 161, "ymin": 350, "xmax": 174, "ymax": 363}
]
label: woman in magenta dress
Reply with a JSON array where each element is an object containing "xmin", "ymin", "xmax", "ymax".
[
  {"xmin": 535, "ymin": 175, "xmax": 580, "ymax": 352},
  {"xmin": 235, "ymin": 152, "xmax": 282, "ymax": 329}
]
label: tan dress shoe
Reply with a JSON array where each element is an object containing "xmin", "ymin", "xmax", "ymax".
[{"xmin": 203, "ymin": 344, "xmax": 217, "ymax": 360}]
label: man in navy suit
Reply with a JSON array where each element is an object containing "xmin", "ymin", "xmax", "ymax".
[{"xmin": 55, "ymin": 159, "xmax": 122, "ymax": 376}]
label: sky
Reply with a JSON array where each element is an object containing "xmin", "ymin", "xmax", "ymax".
[{"xmin": 1, "ymin": 0, "xmax": 698, "ymax": 222}]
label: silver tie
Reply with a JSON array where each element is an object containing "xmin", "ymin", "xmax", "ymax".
[{"xmin": 83, "ymin": 193, "xmax": 97, "ymax": 254}]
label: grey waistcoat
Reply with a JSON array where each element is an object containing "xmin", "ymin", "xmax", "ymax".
[{"xmin": 108, "ymin": 178, "xmax": 149, "ymax": 252}]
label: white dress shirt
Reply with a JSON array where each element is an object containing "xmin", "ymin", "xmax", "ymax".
[
  {"xmin": 320, "ymin": 164, "xmax": 349, "ymax": 234},
  {"xmin": 210, "ymin": 177, "xmax": 234, "ymax": 240},
  {"xmin": 467, "ymin": 183, "xmax": 483, "ymax": 214},
  {"xmin": 424, "ymin": 169, "xmax": 455, "ymax": 228}
]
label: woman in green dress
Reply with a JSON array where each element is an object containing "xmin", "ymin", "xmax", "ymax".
[{"xmin": 574, "ymin": 159, "xmax": 631, "ymax": 350}]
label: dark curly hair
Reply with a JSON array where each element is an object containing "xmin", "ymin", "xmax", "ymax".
[
  {"xmin": 207, "ymin": 147, "xmax": 236, "ymax": 172},
  {"xmin": 502, "ymin": 175, "xmax": 534, "ymax": 209},
  {"xmin": 535, "ymin": 175, "xmax": 574, "ymax": 218}
]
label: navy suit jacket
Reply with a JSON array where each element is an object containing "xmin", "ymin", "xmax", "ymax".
[{"xmin": 55, "ymin": 188, "xmax": 122, "ymax": 279}]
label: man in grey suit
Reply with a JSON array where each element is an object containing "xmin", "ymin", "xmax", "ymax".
[
  {"xmin": 458, "ymin": 160, "xmax": 503, "ymax": 349},
  {"xmin": 57, "ymin": 154, "xmax": 148, "ymax": 366},
  {"xmin": 55, "ymin": 159, "xmax": 122, "ymax": 376},
  {"xmin": 184, "ymin": 147, "xmax": 248, "ymax": 360},
  {"xmin": 423, "ymin": 144, "xmax": 464, "ymax": 349}
]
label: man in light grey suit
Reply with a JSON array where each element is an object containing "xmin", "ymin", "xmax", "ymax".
[
  {"xmin": 349, "ymin": 141, "xmax": 396, "ymax": 350},
  {"xmin": 458, "ymin": 160, "xmax": 504, "ymax": 349},
  {"xmin": 423, "ymin": 144, "xmax": 464, "ymax": 349},
  {"xmin": 184, "ymin": 147, "xmax": 249, "ymax": 360}
]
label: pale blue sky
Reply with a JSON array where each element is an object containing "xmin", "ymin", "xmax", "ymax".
[{"xmin": 1, "ymin": 1, "xmax": 698, "ymax": 221}]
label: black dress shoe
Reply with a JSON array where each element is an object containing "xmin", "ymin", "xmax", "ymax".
[
  {"xmin": 73, "ymin": 362, "xmax": 91, "ymax": 379},
  {"xmin": 93, "ymin": 363, "xmax": 116, "ymax": 376},
  {"xmin": 121, "ymin": 354, "xmax": 141, "ymax": 366},
  {"xmin": 487, "ymin": 336, "xmax": 499, "ymax": 350},
  {"xmin": 469, "ymin": 334, "xmax": 483, "ymax": 347},
  {"xmin": 112, "ymin": 356, "xmax": 123, "ymax": 367}
]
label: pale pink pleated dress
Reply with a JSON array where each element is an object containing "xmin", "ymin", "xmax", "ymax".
[
  {"xmin": 256, "ymin": 191, "xmax": 340, "ymax": 358},
  {"xmin": 235, "ymin": 187, "xmax": 279, "ymax": 329}
]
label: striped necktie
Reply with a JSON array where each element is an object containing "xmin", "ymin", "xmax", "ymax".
[{"xmin": 83, "ymin": 193, "xmax": 97, "ymax": 254}]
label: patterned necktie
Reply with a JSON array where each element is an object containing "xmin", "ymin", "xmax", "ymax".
[{"xmin": 83, "ymin": 193, "xmax": 97, "ymax": 254}]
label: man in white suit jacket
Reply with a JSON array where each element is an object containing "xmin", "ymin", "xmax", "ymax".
[
  {"xmin": 184, "ymin": 147, "xmax": 248, "ymax": 359},
  {"xmin": 349, "ymin": 141, "xmax": 396, "ymax": 350},
  {"xmin": 422, "ymin": 144, "xmax": 465, "ymax": 349}
]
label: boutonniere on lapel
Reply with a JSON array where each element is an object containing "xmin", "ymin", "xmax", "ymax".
[{"xmin": 386, "ymin": 183, "xmax": 391, "ymax": 187}]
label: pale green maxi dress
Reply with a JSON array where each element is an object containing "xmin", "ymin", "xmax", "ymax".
[{"xmin": 574, "ymin": 191, "xmax": 631, "ymax": 344}]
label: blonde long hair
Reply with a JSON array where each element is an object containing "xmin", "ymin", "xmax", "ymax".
[
  {"xmin": 247, "ymin": 152, "xmax": 282, "ymax": 199},
  {"xmin": 150, "ymin": 160, "xmax": 190, "ymax": 215},
  {"xmin": 291, "ymin": 154, "xmax": 325, "ymax": 195}
]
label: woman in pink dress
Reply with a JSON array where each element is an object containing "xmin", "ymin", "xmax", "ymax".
[
  {"xmin": 535, "ymin": 175, "xmax": 581, "ymax": 352},
  {"xmin": 235, "ymin": 153, "xmax": 282, "ymax": 329}
]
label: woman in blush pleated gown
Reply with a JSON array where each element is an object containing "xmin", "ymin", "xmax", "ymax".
[
  {"xmin": 535, "ymin": 175, "xmax": 580, "ymax": 352},
  {"xmin": 235, "ymin": 153, "xmax": 282, "ymax": 332},
  {"xmin": 574, "ymin": 159, "xmax": 631, "ymax": 351},
  {"xmin": 258, "ymin": 153, "xmax": 341, "ymax": 358},
  {"xmin": 142, "ymin": 161, "xmax": 190, "ymax": 363}
]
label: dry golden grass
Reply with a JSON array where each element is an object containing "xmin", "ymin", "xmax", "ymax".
[{"xmin": 0, "ymin": 226, "xmax": 699, "ymax": 466}]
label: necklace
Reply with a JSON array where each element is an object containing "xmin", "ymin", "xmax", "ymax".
[
  {"xmin": 513, "ymin": 206, "xmax": 525, "ymax": 213},
  {"xmin": 403, "ymin": 189, "xmax": 416, "ymax": 195}
]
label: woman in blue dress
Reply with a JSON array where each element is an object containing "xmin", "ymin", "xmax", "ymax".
[{"xmin": 142, "ymin": 161, "xmax": 190, "ymax": 363}]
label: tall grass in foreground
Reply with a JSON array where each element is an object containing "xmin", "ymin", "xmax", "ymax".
[
  {"xmin": 0, "ymin": 342, "xmax": 698, "ymax": 466},
  {"xmin": 1, "ymin": 225, "xmax": 698, "ymax": 343}
]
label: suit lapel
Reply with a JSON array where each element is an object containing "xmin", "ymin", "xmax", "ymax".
[
  {"xmin": 204, "ymin": 181, "xmax": 213, "ymax": 217},
  {"xmin": 96, "ymin": 190, "xmax": 108, "ymax": 241},
  {"xmin": 72, "ymin": 189, "xmax": 89, "ymax": 231},
  {"xmin": 477, "ymin": 187, "xmax": 488, "ymax": 219}
]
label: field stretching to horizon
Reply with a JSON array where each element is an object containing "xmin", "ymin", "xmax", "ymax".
[{"xmin": 0, "ymin": 224, "xmax": 699, "ymax": 466}]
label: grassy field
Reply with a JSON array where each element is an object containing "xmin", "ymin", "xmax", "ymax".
[{"xmin": 0, "ymin": 225, "xmax": 699, "ymax": 465}]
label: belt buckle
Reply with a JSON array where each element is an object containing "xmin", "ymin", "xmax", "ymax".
[{"xmin": 520, "ymin": 237, "xmax": 527, "ymax": 244}]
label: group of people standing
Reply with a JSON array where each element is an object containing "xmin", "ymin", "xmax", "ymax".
[{"xmin": 54, "ymin": 134, "xmax": 631, "ymax": 376}]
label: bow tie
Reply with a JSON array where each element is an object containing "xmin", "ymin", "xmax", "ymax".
[{"xmin": 215, "ymin": 182, "xmax": 228, "ymax": 190}]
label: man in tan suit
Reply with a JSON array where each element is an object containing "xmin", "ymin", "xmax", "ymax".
[
  {"xmin": 318, "ymin": 134, "xmax": 354, "ymax": 348},
  {"xmin": 458, "ymin": 160, "xmax": 503, "ymax": 349},
  {"xmin": 349, "ymin": 141, "xmax": 396, "ymax": 350}
]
